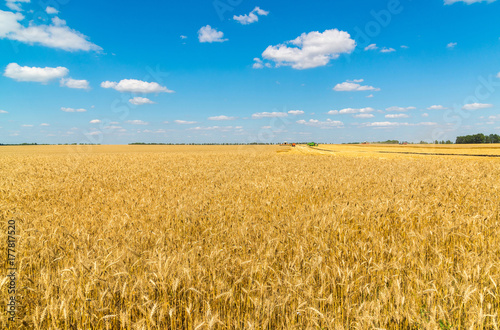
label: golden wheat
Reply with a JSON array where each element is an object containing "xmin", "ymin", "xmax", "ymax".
[{"xmin": 1, "ymin": 144, "xmax": 500, "ymax": 329}]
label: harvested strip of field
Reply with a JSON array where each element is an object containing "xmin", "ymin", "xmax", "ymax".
[{"xmin": 307, "ymin": 145, "xmax": 500, "ymax": 158}]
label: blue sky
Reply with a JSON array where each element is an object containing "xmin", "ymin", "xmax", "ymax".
[{"xmin": 0, "ymin": 0, "xmax": 499, "ymax": 144}]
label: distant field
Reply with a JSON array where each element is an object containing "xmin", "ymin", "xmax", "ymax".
[{"xmin": 1, "ymin": 145, "xmax": 500, "ymax": 329}]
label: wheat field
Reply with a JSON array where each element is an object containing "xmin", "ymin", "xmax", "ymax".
[{"xmin": 1, "ymin": 144, "xmax": 500, "ymax": 329}]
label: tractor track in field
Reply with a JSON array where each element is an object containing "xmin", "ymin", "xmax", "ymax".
[{"xmin": 307, "ymin": 146, "xmax": 500, "ymax": 158}]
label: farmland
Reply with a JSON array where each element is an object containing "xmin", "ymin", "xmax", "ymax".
[{"xmin": 1, "ymin": 144, "xmax": 500, "ymax": 329}]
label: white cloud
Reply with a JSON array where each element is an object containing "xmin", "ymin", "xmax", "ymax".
[
  {"xmin": 386, "ymin": 106, "xmax": 416, "ymax": 112},
  {"xmin": 251, "ymin": 112, "xmax": 288, "ymax": 119},
  {"xmin": 444, "ymin": 0, "xmax": 496, "ymax": 4},
  {"xmin": 354, "ymin": 114, "xmax": 374, "ymax": 118},
  {"xmin": 385, "ymin": 114, "xmax": 409, "ymax": 118},
  {"xmin": 180, "ymin": 35, "xmax": 187, "ymax": 39},
  {"xmin": 0, "ymin": 110, "xmax": 8, "ymax": 114},
  {"xmin": 333, "ymin": 79, "xmax": 380, "ymax": 92},
  {"xmin": 89, "ymin": 119, "xmax": 101, "ymax": 124},
  {"xmin": 328, "ymin": 107, "xmax": 375, "ymax": 115},
  {"xmin": 101, "ymin": 79, "xmax": 174, "ymax": 94},
  {"xmin": 60, "ymin": 77, "xmax": 90, "ymax": 89},
  {"xmin": 198, "ymin": 25, "xmax": 227, "ymax": 43},
  {"xmin": 262, "ymin": 29, "xmax": 356, "ymax": 69},
  {"xmin": 401, "ymin": 45, "xmax": 409, "ymax": 49},
  {"xmin": 261, "ymin": 126, "xmax": 272, "ymax": 129},
  {"xmin": 364, "ymin": 44, "xmax": 378, "ymax": 51},
  {"xmin": 174, "ymin": 120, "xmax": 197, "ymax": 124},
  {"xmin": 208, "ymin": 115, "xmax": 237, "ymax": 120},
  {"xmin": 5, "ymin": 0, "xmax": 29, "ymax": 11},
  {"xmin": 4, "ymin": 63, "xmax": 68, "ymax": 83},
  {"xmin": 497, "ymin": 72, "xmax": 500, "ymax": 78},
  {"xmin": 447, "ymin": 42, "xmax": 457, "ymax": 49},
  {"xmin": 126, "ymin": 120, "xmax": 149, "ymax": 125},
  {"xmin": 462, "ymin": 103, "xmax": 493, "ymax": 110},
  {"xmin": 0, "ymin": 10, "xmax": 101, "ymax": 51},
  {"xmin": 364, "ymin": 121, "xmax": 436, "ymax": 127},
  {"xmin": 40, "ymin": 123, "xmax": 49, "ymax": 126},
  {"xmin": 427, "ymin": 105, "xmax": 448, "ymax": 110},
  {"xmin": 422, "ymin": 113, "xmax": 429, "ymax": 117},
  {"xmin": 252, "ymin": 58, "xmax": 264, "ymax": 69},
  {"xmin": 61, "ymin": 107, "xmax": 86, "ymax": 112},
  {"xmin": 366, "ymin": 94, "xmax": 374, "ymax": 98},
  {"xmin": 380, "ymin": 47, "xmax": 396, "ymax": 53},
  {"xmin": 189, "ymin": 126, "xmax": 239, "ymax": 131},
  {"xmin": 288, "ymin": 110, "xmax": 304, "ymax": 115},
  {"xmin": 233, "ymin": 6, "xmax": 269, "ymax": 25},
  {"xmin": 129, "ymin": 97, "xmax": 155, "ymax": 105},
  {"xmin": 104, "ymin": 125, "xmax": 122, "ymax": 130},
  {"xmin": 296, "ymin": 119, "xmax": 343, "ymax": 128},
  {"xmin": 45, "ymin": 6, "xmax": 59, "ymax": 14}
]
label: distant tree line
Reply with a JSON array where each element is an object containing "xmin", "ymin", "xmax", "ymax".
[{"xmin": 456, "ymin": 134, "xmax": 500, "ymax": 144}]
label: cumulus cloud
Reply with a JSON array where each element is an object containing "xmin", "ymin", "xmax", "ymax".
[
  {"xmin": 101, "ymin": 79, "xmax": 174, "ymax": 94},
  {"xmin": 386, "ymin": 106, "xmax": 416, "ymax": 112},
  {"xmin": 0, "ymin": 10, "xmax": 101, "ymax": 51},
  {"xmin": 261, "ymin": 29, "xmax": 356, "ymax": 69},
  {"xmin": 21, "ymin": 124, "xmax": 33, "ymax": 127},
  {"xmin": 296, "ymin": 119, "xmax": 343, "ymax": 128},
  {"xmin": 364, "ymin": 121, "xmax": 436, "ymax": 127},
  {"xmin": 462, "ymin": 103, "xmax": 493, "ymax": 110},
  {"xmin": 126, "ymin": 120, "xmax": 149, "ymax": 125},
  {"xmin": 444, "ymin": 0, "xmax": 496, "ymax": 4},
  {"xmin": 5, "ymin": 0, "xmax": 29, "ymax": 11},
  {"xmin": 497, "ymin": 72, "xmax": 500, "ymax": 78},
  {"xmin": 366, "ymin": 121, "xmax": 406, "ymax": 127},
  {"xmin": 447, "ymin": 42, "xmax": 457, "ymax": 49},
  {"xmin": 252, "ymin": 58, "xmax": 271, "ymax": 69},
  {"xmin": 427, "ymin": 105, "xmax": 447, "ymax": 110},
  {"xmin": 129, "ymin": 97, "xmax": 155, "ymax": 105},
  {"xmin": 333, "ymin": 79, "xmax": 380, "ymax": 92},
  {"xmin": 422, "ymin": 113, "xmax": 429, "ymax": 117},
  {"xmin": 89, "ymin": 119, "xmax": 101, "ymax": 124},
  {"xmin": 328, "ymin": 107, "xmax": 375, "ymax": 115},
  {"xmin": 252, "ymin": 58, "xmax": 264, "ymax": 69},
  {"xmin": 40, "ymin": 123, "xmax": 50, "ymax": 126},
  {"xmin": 174, "ymin": 120, "xmax": 197, "ymax": 124},
  {"xmin": 198, "ymin": 25, "xmax": 227, "ymax": 43},
  {"xmin": 4, "ymin": 63, "xmax": 68, "ymax": 83},
  {"xmin": 45, "ymin": 6, "xmax": 59, "ymax": 14},
  {"xmin": 233, "ymin": 6, "xmax": 269, "ymax": 25},
  {"xmin": 385, "ymin": 114, "xmax": 409, "ymax": 118},
  {"xmin": 61, "ymin": 107, "xmax": 86, "ymax": 112},
  {"xmin": 288, "ymin": 110, "xmax": 304, "ymax": 115},
  {"xmin": 189, "ymin": 126, "xmax": 241, "ymax": 131},
  {"xmin": 252, "ymin": 112, "xmax": 288, "ymax": 119},
  {"xmin": 354, "ymin": 114, "xmax": 374, "ymax": 118},
  {"xmin": 0, "ymin": 110, "xmax": 9, "ymax": 114},
  {"xmin": 60, "ymin": 77, "xmax": 90, "ymax": 89},
  {"xmin": 208, "ymin": 115, "xmax": 237, "ymax": 120},
  {"xmin": 364, "ymin": 43, "xmax": 378, "ymax": 51},
  {"xmin": 380, "ymin": 47, "xmax": 396, "ymax": 53}
]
